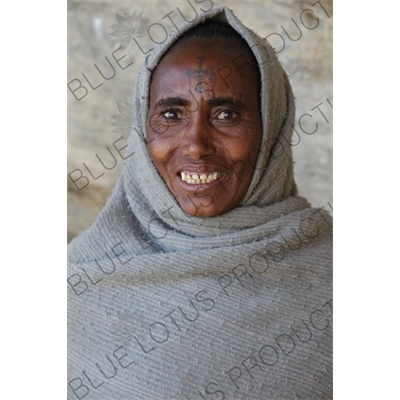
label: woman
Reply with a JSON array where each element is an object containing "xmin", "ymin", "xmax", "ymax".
[{"xmin": 68, "ymin": 6, "xmax": 332, "ymax": 399}]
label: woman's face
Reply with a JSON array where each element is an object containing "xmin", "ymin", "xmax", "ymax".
[{"xmin": 146, "ymin": 37, "xmax": 262, "ymax": 217}]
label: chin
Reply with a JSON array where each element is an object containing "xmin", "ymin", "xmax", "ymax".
[{"xmin": 179, "ymin": 200, "xmax": 233, "ymax": 218}]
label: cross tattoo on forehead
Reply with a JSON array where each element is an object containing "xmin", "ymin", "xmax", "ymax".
[{"xmin": 185, "ymin": 56, "xmax": 216, "ymax": 92}]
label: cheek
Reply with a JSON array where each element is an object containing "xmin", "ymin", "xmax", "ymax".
[
  {"xmin": 245, "ymin": 136, "xmax": 262, "ymax": 169},
  {"xmin": 147, "ymin": 142, "xmax": 167, "ymax": 168},
  {"xmin": 147, "ymin": 132, "xmax": 170, "ymax": 170},
  {"xmin": 146, "ymin": 135, "xmax": 181, "ymax": 190},
  {"xmin": 230, "ymin": 131, "xmax": 262, "ymax": 171}
]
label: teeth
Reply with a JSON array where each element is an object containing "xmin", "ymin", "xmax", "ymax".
[{"xmin": 180, "ymin": 171, "xmax": 221, "ymax": 184}]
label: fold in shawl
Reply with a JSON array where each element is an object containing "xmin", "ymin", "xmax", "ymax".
[{"xmin": 68, "ymin": 6, "xmax": 332, "ymax": 399}]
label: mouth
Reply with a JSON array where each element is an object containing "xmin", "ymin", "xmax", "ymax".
[{"xmin": 179, "ymin": 171, "xmax": 221, "ymax": 185}]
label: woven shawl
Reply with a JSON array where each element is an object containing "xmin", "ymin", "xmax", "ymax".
[{"xmin": 68, "ymin": 6, "xmax": 333, "ymax": 399}]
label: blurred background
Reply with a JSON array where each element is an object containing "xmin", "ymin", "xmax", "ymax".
[{"xmin": 67, "ymin": 0, "xmax": 333, "ymax": 243}]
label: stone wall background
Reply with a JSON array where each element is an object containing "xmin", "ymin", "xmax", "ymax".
[{"xmin": 67, "ymin": 0, "xmax": 333, "ymax": 243}]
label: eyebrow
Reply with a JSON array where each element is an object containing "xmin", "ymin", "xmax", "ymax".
[
  {"xmin": 206, "ymin": 97, "xmax": 245, "ymax": 108},
  {"xmin": 156, "ymin": 97, "xmax": 189, "ymax": 108},
  {"xmin": 155, "ymin": 96, "xmax": 244, "ymax": 109}
]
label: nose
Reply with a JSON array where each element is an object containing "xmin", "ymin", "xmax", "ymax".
[{"xmin": 181, "ymin": 116, "xmax": 216, "ymax": 159}]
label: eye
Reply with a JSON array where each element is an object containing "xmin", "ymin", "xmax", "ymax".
[
  {"xmin": 216, "ymin": 110, "xmax": 238, "ymax": 120},
  {"xmin": 162, "ymin": 109, "xmax": 182, "ymax": 120}
]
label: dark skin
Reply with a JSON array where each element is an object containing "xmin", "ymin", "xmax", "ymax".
[{"xmin": 146, "ymin": 37, "xmax": 262, "ymax": 217}]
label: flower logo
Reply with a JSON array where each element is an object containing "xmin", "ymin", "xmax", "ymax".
[
  {"xmin": 110, "ymin": 102, "xmax": 133, "ymax": 136},
  {"xmin": 109, "ymin": 11, "xmax": 149, "ymax": 49}
]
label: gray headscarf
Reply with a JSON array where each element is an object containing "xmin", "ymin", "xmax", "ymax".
[{"xmin": 68, "ymin": 6, "xmax": 332, "ymax": 399}]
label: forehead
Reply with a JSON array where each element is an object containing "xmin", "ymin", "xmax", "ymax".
[{"xmin": 150, "ymin": 37, "xmax": 260, "ymax": 98}]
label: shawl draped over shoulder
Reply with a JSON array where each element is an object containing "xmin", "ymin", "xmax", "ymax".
[{"xmin": 68, "ymin": 6, "xmax": 333, "ymax": 399}]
